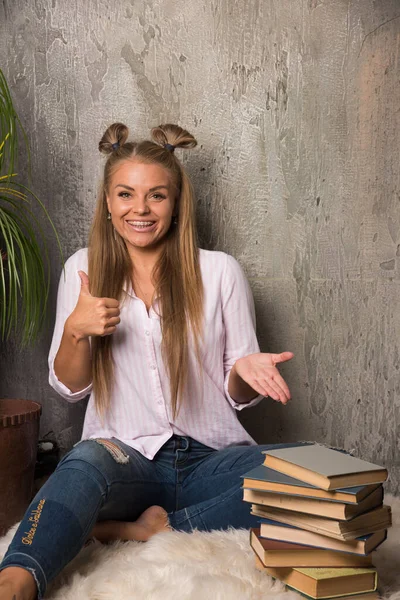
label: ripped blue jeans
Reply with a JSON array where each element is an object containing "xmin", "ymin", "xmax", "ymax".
[{"xmin": 0, "ymin": 435, "xmax": 298, "ymax": 598}]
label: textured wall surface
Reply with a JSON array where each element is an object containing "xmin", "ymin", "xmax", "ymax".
[{"xmin": 0, "ymin": 0, "xmax": 399, "ymax": 493}]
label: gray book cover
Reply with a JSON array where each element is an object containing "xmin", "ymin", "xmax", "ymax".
[{"xmin": 263, "ymin": 444, "xmax": 385, "ymax": 477}]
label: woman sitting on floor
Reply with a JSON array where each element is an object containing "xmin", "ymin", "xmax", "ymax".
[{"xmin": 0, "ymin": 122, "xmax": 294, "ymax": 600}]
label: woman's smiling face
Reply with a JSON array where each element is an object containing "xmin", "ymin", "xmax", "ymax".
[{"xmin": 106, "ymin": 160, "xmax": 177, "ymax": 258}]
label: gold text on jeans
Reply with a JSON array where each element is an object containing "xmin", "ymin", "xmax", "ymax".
[{"xmin": 22, "ymin": 499, "xmax": 46, "ymax": 545}]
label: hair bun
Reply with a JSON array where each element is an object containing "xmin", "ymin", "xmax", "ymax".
[
  {"xmin": 99, "ymin": 123, "xmax": 129, "ymax": 154},
  {"xmin": 151, "ymin": 124, "xmax": 197, "ymax": 151}
]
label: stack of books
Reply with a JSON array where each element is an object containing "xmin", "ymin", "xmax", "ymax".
[{"xmin": 242, "ymin": 443, "xmax": 391, "ymax": 600}]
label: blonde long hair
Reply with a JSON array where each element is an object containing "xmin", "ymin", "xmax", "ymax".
[{"xmin": 88, "ymin": 123, "xmax": 203, "ymax": 418}]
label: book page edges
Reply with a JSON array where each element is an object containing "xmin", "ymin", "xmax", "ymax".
[
  {"xmin": 243, "ymin": 489, "xmax": 347, "ymax": 519},
  {"xmin": 258, "ymin": 524, "xmax": 387, "ymax": 555},
  {"xmin": 246, "ymin": 486, "xmax": 384, "ymax": 517},
  {"xmin": 256, "ymin": 518, "xmax": 389, "ymax": 542},
  {"xmin": 251, "ymin": 506, "xmax": 391, "ymax": 541},
  {"xmin": 243, "ymin": 479, "xmax": 379, "ymax": 503}
]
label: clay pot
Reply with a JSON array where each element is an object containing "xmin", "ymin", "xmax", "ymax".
[{"xmin": 0, "ymin": 399, "xmax": 42, "ymax": 536}]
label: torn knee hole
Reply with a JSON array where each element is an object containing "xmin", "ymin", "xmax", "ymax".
[{"xmin": 92, "ymin": 439, "xmax": 129, "ymax": 464}]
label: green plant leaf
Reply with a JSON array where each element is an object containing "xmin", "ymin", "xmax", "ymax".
[{"xmin": 0, "ymin": 68, "xmax": 64, "ymax": 344}]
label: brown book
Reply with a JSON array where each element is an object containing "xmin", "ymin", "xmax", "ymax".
[
  {"xmin": 244, "ymin": 486, "xmax": 383, "ymax": 520},
  {"xmin": 258, "ymin": 562, "xmax": 377, "ymax": 599},
  {"xmin": 250, "ymin": 529, "xmax": 373, "ymax": 568},
  {"xmin": 262, "ymin": 445, "xmax": 387, "ymax": 491},
  {"xmin": 242, "ymin": 465, "xmax": 379, "ymax": 504},
  {"xmin": 254, "ymin": 556, "xmax": 379, "ymax": 600},
  {"xmin": 251, "ymin": 504, "xmax": 391, "ymax": 540},
  {"xmin": 257, "ymin": 519, "xmax": 387, "ymax": 555}
]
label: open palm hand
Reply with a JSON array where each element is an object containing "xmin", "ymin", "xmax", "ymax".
[{"xmin": 234, "ymin": 351, "xmax": 294, "ymax": 404}]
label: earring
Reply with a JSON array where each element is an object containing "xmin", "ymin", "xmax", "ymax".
[
  {"xmin": 173, "ymin": 216, "xmax": 178, "ymax": 225},
  {"xmin": 107, "ymin": 212, "xmax": 112, "ymax": 220}
]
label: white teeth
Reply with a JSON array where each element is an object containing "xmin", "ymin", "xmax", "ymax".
[{"xmin": 128, "ymin": 221, "xmax": 154, "ymax": 227}]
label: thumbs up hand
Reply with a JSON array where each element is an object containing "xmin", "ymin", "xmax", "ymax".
[
  {"xmin": 78, "ymin": 270, "xmax": 92, "ymax": 297},
  {"xmin": 66, "ymin": 271, "xmax": 121, "ymax": 340}
]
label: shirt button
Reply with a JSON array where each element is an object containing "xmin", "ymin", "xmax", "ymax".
[
  {"xmin": 151, "ymin": 365, "xmax": 157, "ymax": 371},
  {"xmin": 158, "ymin": 400, "xmax": 163, "ymax": 405},
  {"xmin": 145, "ymin": 330, "xmax": 150, "ymax": 336}
]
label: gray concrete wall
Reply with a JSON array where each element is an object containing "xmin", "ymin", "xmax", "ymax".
[{"xmin": 0, "ymin": 0, "xmax": 399, "ymax": 493}]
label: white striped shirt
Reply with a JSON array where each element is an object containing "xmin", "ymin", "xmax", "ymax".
[{"xmin": 48, "ymin": 248, "xmax": 263, "ymax": 459}]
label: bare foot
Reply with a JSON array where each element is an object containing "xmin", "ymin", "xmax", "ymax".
[
  {"xmin": 91, "ymin": 505, "xmax": 171, "ymax": 543},
  {"xmin": 0, "ymin": 566, "xmax": 37, "ymax": 600},
  {"xmin": 132, "ymin": 505, "xmax": 171, "ymax": 540}
]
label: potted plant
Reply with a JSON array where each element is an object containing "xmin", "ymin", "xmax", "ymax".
[{"xmin": 0, "ymin": 68, "xmax": 62, "ymax": 535}]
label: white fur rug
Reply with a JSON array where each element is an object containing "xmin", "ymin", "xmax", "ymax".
[{"xmin": 0, "ymin": 495, "xmax": 399, "ymax": 600}]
